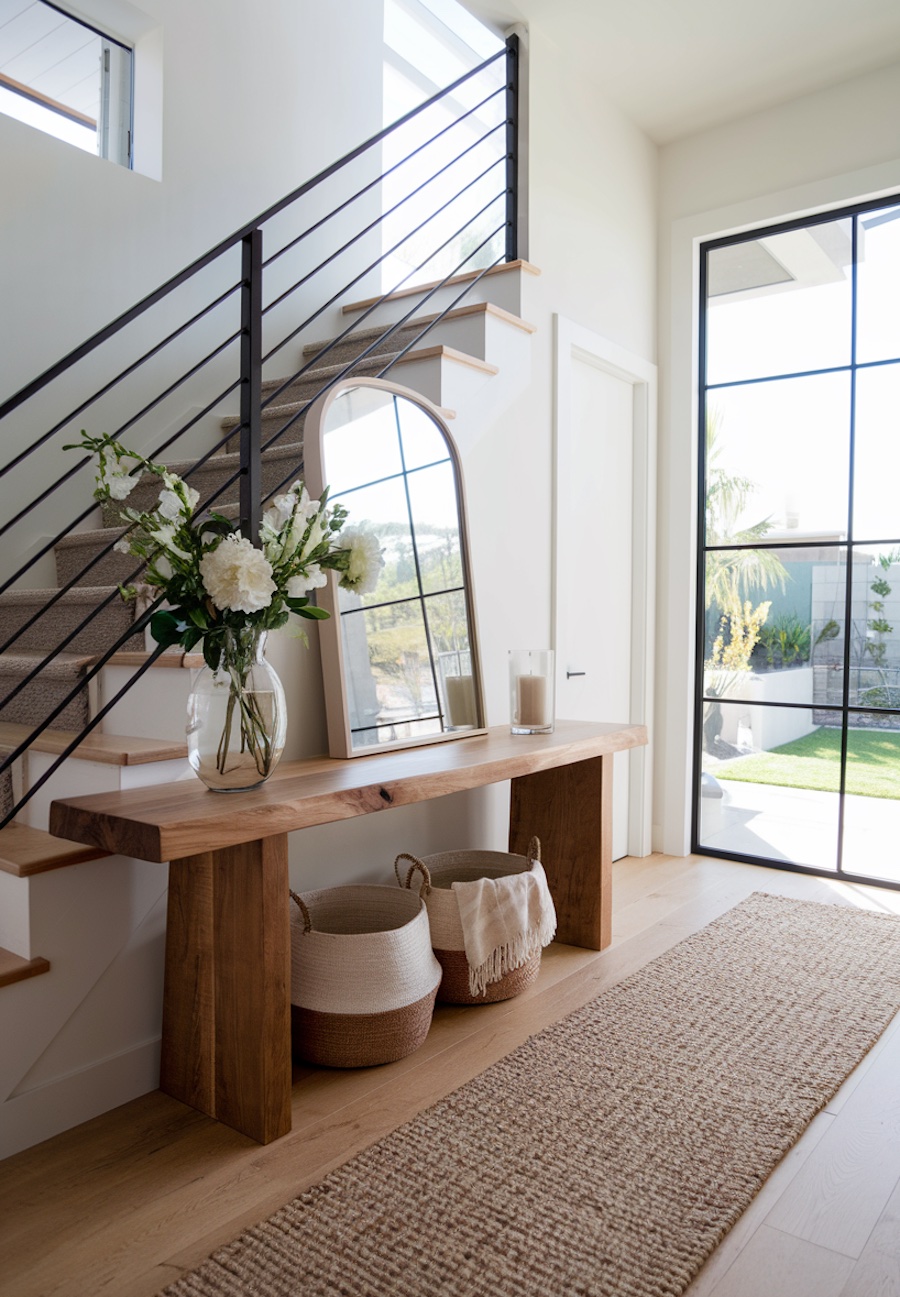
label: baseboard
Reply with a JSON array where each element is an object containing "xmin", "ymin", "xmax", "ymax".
[{"xmin": 0, "ymin": 1036, "xmax": 161, "ymax": 1161}]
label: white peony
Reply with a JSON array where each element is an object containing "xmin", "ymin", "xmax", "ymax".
[
  {"xmin": 337, "ymin": 527, "xmax": 383, "ymax": 596},
  {"xmin": 199, "ymin": 534, "xmax": 276, "ymax": 614}
]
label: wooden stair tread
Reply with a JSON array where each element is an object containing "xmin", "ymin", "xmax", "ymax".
[
  {"xmin": 105, "ymin": 649, "xmax": 203, "ymax": 669},
  {"xmin": 0, "ymin": 722, "xmax": 187, "ymax": 767},
  {"xmin": 0, "ymin": 947, "xmax": 50, "ymax": 987},
  {"xmin": 303, "ymin": 302, "xmax": 537, "ymax": 356},
  {"xmin": 342, "ymin": 260, "xmax": 541, "ymax": 314},
  {"xmin": 0, "ymin": 822, "xmax": 110, "ymax": 877}
]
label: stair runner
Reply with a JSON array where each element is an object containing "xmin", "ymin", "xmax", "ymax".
[{"xmin": 0, "ymin": 317, "xmax": 455, "ymax": 749}]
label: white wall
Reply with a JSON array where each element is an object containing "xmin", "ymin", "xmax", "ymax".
[
  {"xmin": 656, "ymin": 59, "xmax": 900, "ymax": 854},
  {"xmin": 287, "ymin": 17, "xmax": 659, "ymax": 874},
  {"xmin": 0, "ymin": 4, "xmax": 660, "ymax": 1154},
  {"xmin": 0, "ymin": 0, "xmax": 384, "ymax": 397}
]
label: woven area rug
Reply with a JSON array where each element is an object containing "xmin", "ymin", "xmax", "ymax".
[{"xmin": 161, "ymin": 892, "xmax": 900, "ymax": 1297}]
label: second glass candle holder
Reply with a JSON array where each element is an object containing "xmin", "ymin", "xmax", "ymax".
[{"xmin": 509, "ymin": 649, "xmax": 555, "ymax": 734}]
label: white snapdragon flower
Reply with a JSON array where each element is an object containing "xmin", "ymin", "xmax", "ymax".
[
  {"xmin": 148, "ymin": 521, "xmax": 190, "ymax": 561},
  {"xmin": 106, "ymin": 471, "xmax": 136, "ymax": 501},
  {"xmin": 336, "ymin": 527, "xmax": 383, "ymax": 596},
  {"xmin": 286, "ymin": 565, "xmax": 327, "ymax": 599},
  {"xmin": 113, "ymin": 537, "xmax": 131, "ymax": 554},
  {"xmin": 158, "ymin": 476, "xmax": 200, "ymax": 520},
  {"xmin": 199, "ymin": 534, "xmax": 276, "ymax": 614}
]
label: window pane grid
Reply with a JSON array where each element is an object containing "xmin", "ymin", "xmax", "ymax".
[{"xmin": 695, "ymin": 193, "xmax": 900, "ymax": 891}]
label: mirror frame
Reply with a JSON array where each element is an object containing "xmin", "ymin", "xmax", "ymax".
[{"xmin": 304, "ymin": 376, "xmax": 487, "ymax": 759}]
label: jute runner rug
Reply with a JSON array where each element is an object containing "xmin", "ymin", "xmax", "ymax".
[{"xmin": 161, "ymin": 893, "xmax": 900, "ymax": 1297}]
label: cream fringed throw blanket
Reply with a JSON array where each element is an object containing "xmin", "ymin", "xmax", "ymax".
[{"xmin": 452, "ymin": 861, "xmax": 557, "ymax": 997}]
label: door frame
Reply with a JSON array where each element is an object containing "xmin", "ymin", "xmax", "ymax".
[{"xmin": 553, "ymin": 315, "xmax": 658, "ymax": 857}]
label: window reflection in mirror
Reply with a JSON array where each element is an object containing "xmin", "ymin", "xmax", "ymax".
[{"xmin": 305, "ymin": 380, "xmax": 484, "ymax": 758}]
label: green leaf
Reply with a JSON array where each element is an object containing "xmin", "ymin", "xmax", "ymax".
[
  {"xmin": 188, "ymin": 606, "xmax": 209, "ymax": 630},
  {"xmin": 296, "ymin": 605, "xmax": 331, "ymax": 620},
  {"xmin": 203, "ymin": 636, "xmax": 222, "ymax": 671},
  {"xmin": 200, "ymin": 516, "xmax": 236, "ymax": 538},
  {"xmin": 149, "ymin": 610, "xmax": 184, "ymax": 648}
]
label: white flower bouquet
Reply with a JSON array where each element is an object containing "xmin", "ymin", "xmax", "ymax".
[{"xmin": 70, "ymin": 432, "xmax": 382, "ymax": 783}]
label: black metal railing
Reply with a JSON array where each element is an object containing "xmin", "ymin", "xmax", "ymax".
[{"xmin": 0, "ymin": 36, "xmax": 520, "ymax": 827}]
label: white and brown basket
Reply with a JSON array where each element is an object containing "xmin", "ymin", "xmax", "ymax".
[
  {"xmin": 395, "ymin": 837, "xmax": 545, "ymax": 1006},
  {"xmin": 289, "ymin": 884, "xmax": 442, "ymax": 1068}
]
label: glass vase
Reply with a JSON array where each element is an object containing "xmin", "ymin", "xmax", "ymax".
[{"xmin": 186, "ymin": 628, "xmax": 287, "ymax": 791}]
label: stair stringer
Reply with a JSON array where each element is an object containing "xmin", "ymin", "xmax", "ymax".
[{"xmin": 0, "ymin": 852, "xmax": 168, "ymax": 1160}]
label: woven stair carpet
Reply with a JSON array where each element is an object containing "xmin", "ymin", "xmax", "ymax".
[{"xmin": 160, "ymin": 893, "xmax": 900, "ymax": 1297}]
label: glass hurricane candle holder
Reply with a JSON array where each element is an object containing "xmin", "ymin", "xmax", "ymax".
[{"xmin": 509, "ymin": 649, "xmax": 555, "ymax": 734}]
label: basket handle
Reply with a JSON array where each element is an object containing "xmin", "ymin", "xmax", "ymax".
[
  {"xmin": 394, "ymin": 852, "xmax": 432, "ymax": 895},
  {"xmin": 289, "ymin": 889, "xmax": 312, "ymax": 934},
  {"xmin": 528, "ymin": 836, "xmax": 541, "ymax": 863}
]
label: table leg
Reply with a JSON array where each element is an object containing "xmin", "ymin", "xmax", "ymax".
[
  {"xmin": 509, "ymin": 754, "xmax": 612, "ymax": 950},
  {"xmin": 161, "ymin": 834, "xmax": 291, "ymax": 1144}
]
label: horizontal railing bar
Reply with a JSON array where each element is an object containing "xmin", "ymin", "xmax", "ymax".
[
  {"xmin": 261, "ymin": 85, "xmax": 504, "ymax": 271},
  {"xmin": 0, "ymin": 497, "xmax": 99, "ymax": 600},
  {"xmin": 0, "ymin": 612, "xmax": 169, "ymax": 816},
  {"xmin": 99, "ymin": 329, "xmax": 242, "ymax": 456},
  {"xmin": 0, "ymin": 47, "xmax": 505, "ymax": 427},
  {"xmin": 0, "ymin": 327, "xmax": 242, "ymax": 547},
  {"xmin": 261, "ymin": 134, "xmax": 505, "ymax": 326},
  {"xmin": 259, "ymin": 167, "xmax": 506, "ymax": 385},
  {"xmin": 0, "ymin": 369, "xmax": 244, "ymax": 600},
  {"xmin": 255, "ymin": 222, "xmax": 505, "ymax": 498},
  {"xmin": 0, "ymin": 454, "xmax": 94, "ymax": 546},
  {"xmin": 0, "ymin": 279, "xmax": 242, "ymax": 481},
  {"xmin": 0, "ymin": 579, "xmax": 133, "ymax": 688},
  {"xmin": 254, "ymin": 206, "xmax": 505, "ymax": 462}
]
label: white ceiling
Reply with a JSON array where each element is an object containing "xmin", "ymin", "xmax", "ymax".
[{"xmin": 466, "ymin": 0, "xmax": 900, "ymax": 143}]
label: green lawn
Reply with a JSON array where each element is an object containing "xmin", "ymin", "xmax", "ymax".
[{"xmin": 715, "ymin": 727, "xmax": 900, "ymax": 799}]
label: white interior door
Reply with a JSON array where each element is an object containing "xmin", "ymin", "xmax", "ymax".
[{"xmin": 553, "ymin": 318, "xmax": 657, "ymax": 859}]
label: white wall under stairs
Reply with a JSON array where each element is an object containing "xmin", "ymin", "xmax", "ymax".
[{"xmin": 0, "ymin": 265, "xmax": 540, "ymax": 1160}]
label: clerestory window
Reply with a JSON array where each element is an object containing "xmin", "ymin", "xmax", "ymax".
[{"xmin": 0, "ymin": 0, "xmax": 133, "ymax": 168}]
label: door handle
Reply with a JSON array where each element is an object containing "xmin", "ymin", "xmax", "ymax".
[{"xmin": 566, "ymin": 670, "xmax": 586, "ymax": 679}]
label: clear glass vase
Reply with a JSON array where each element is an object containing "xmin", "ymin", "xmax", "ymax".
[{"xmin": 186, "ymin": 628, "xmax": 287, "ymax": 791}]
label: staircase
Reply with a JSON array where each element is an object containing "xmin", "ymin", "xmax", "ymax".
[{"xmin": 0, "ymin": 255, "xmax": 538, "ymax": 1159}]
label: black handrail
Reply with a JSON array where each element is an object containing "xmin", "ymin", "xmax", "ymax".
[{"xmin": 0, "ymin": 35, "xmax": 520, "ymax": 827}]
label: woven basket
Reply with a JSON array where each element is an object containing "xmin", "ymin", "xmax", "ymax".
[
  {"xmin": 289, "ymin": 885, "xmax": 442, "ymax": 1068},
  {"xmin": 395, "ymin": 837, "xmax": 544, "ymax": 1005}
]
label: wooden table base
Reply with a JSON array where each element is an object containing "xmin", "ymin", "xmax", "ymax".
[
  {"xmin": 161, "ymin": 835, "xmax": 291, "ymax": 1144},
  {"xmin": 51, "ymin": 722, "xmax": 647, "ymax": 1145}
]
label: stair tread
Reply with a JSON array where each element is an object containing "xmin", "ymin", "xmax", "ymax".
[
  {"xmin": 0, "ymin": 585, "xmax": 123, "ymax": 604},
  {"xmin": 0, "ymin": 722, "xmax": 187, "ymax": 767},
  {"xmin": 0, "ymin": 822, "xmax": 110, "ymax": 877},
  {"xmin": 0, "ymin": 649, "xmax": 97, "ymax": 676},
  {"xmin": 342, "ymin": 259, "xmax": 542, "ymax": 314},
  {"xmin": 302, "ymin": 301, "xmax": 537, "ymax": 357},
  {"xmin": 0, "ymin": 947, "xmax": 50, "ymax": 988},
  {"xmin": 235, "ymin": 346, "xmax": 494, "ymax": 432}
]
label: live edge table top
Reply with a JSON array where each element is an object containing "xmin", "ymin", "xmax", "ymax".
[{"xmin": 49, "ymin": 720, "xmax": 648, "ymax": 864}]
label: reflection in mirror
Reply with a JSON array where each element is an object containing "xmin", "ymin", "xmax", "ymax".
[{"xmin": 305, "ymin": 379, "xmax": 485, "ymax": 758}]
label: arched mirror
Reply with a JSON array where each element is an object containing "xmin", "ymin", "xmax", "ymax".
[{"xmin": 304, "ymin": 378, "xmax": 485, "ymax": 758}]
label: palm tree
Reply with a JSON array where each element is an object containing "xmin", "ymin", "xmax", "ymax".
[{"xmin": 704, "ymin": 410, "xmax": 788, "ymax": 620}]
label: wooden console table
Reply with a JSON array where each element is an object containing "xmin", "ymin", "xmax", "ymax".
[{"xmin": 50, "ymin": 719, "xmax": 647, "ymax": 1145}]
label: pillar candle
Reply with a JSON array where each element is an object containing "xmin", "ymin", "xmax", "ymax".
[
  {"xmin": 516, "ymin": 673, "xmax": 549, "ymax": 727},
  {"xmin": 446, "ymin": 674, "xmax": 476, "ymax": 727}
]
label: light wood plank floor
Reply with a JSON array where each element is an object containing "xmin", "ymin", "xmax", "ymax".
[{"xmin": 1, "ymin": 852, "xmax": 899, "ymax": 1297}]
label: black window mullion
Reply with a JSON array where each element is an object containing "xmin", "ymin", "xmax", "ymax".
[{"xmin": 694, "ymin": 192, "xmax": 900, "ymax": 891}]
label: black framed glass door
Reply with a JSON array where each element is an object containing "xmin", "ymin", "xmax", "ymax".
[{"xmin": 694, "ymin": 195, "xmax": 900, "ymax": 890}]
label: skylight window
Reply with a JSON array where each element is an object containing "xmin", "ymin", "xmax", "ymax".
[{"xmin": 0, "ymin": 0, "xmax": 132, "ymax": 167}]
